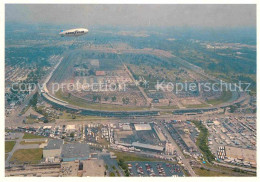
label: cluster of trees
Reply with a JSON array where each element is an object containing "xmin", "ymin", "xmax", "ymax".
[
  {"xmin": 109, "ymin": 172, "xmax": 115, "ymax": 176},
  {"xmin": 112, "ymin": 96, "xmax": 117, "ymax": 102},
  {"xmin": 233, "ymin": 168, "xmax": 246, "ymax": 173},
  {"xmin": 229, "ymin": 103, "xmax": 241, "ymax": 113},
  {"xmin": 122, "ymin": 97, "xmax": 130, "ymax": 105},
  {"xmin": 127, "ymin": 66, "xmax": 138, "ymax": 80},
  {"xmin": 192, "ymin": 120, "xmax": 215, "ymax": 162},
  {"xmin": 118, "ymin": 159, "xmax": 129, "ymax": 176},
  {"xmin": 29, "ymin": 92, "xmax": 38, "ymax": 107},
  {"xmin": 92, "ymin": 95, "xmax": 101, "ymax": 102},
  {"xmin": 92, "ymin": 95, "xmax": 122, "ymax": 103}
]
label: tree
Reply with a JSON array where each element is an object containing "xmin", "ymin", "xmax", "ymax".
[
  {"xmin": 229, "ymin": 105, "xmax": 237, "ymax": 113},
  {"xmin": 122, "ymin": 97, "xmax": 129, "ymax": 105},
  {"xmin": 93, "ymin": 95, "xmax": 98, "ymax": 102},
  {"xmin": 112, "ymin": 96, "xmax": 116, "ymax": 102},
  {"xmin": 29, "ymin": 92, "xmax": 38, "ymax": 107},
  {"xmin": 97, "ymin": 95, "xmax": 101, "ymax": 102},
  {"xmin": 70, "ymin": 132, "xmax": 75, "ymax": 138},
  {"xmin": 109, "ymin": 172, "xmax": 115, "ymax": 177},
  {"xmin": 88, "ymin": 69, "xmax": 95, "ymax": 75}
]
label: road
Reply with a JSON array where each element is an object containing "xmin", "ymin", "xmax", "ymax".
[
  {"xmin": 123, "ymin": 64, "xmax": 151, "ymax": 106},
  {"xmin": 5, "ymin": 56, "xmax": 62, "ymax": 127},
  {"xmin": 212, "ymin": 161, "xmax": 256, "ymax": 173},
  {"xmin": 6, "ymin": 88, "xmax": 37, "ymax": 127},
  {"xmin": 157, "ymin": 122, "xmax": 197, "ymax": 176},
  {"xmin": 100, "ymin": 153, "xmax": 124, "ymax": 176},
  {"xmin": 5, "ymin": 133, "xmax": 24, "ymax": 167}
]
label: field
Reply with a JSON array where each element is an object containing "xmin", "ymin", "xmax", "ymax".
[
  {"xmin": 20, "ymin": 141, "xmax": 46, "ymax": 145},
  {"xmin": 25, "ymin": 117, "xmax": 39, "ymax": 124},
  {"xmin": 193, "ymin": 167, "xmax": 234, "ymax": 177},
  {"xmin": 59, "ymin": 111, "xmax": 115, "ymax": 120},
  {"xmin": 55, "ymin": 90, "xmax": 149, "ymax": 111},
  {"xmin": 11, "ymin": 149, "xmax": 43, "ymax": 164},
  {"xmin": 193, "ymin": 165, "xmax": 256, "ymax": 177},
  {"xmin": 10, "ymin": 148, "xmax": 43, "ymax": 164},
  {"xmin": 184, "ymin": 103, "xmax": 209, "ymax": 108},
  {"xmin": 114, "ymin": 151, "xmax": 159, "ymax": 162},
  {"xmin": 207, "ymin": 90, "xmax": 232, "ymax": 105},
  {"xmin": 5, "ymin": 141, "xmax": 16, "ymax": 153},
  {"xmin": 154, "ymin": 105, "xmax": 179, "ymax": 109},
  {"xmin": 22, "ymin": 133, "xmax": 46, "ymax": 139}
]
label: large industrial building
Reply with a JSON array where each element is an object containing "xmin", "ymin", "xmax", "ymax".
[
  {"xmin": 134, "ymin": 123, "xmax": 152, "ymax": 131},
  {"xmin": 153, "ymin": 126, "xmax": 166, "ymax": 142},
  {"xmin": 132, "ymin": 142, "xmax": 164, "ymax": 152},
  {"xmin": 43, "ymin": 139, "xmax": 64, "ymax": 162},
  {"xmin": 61, "ymin": 143, "xmax": 90, "ymax": 162}
]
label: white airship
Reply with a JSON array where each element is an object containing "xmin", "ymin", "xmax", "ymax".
[{"xmin": 59, "ymin": 28, "xmax": 88, "ymax": 37}]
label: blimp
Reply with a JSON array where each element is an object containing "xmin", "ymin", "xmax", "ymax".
[{"xmin": 59, "ymin": 28, "xmax": 88, "ymax": 37}]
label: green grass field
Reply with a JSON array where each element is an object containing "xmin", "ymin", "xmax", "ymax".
[
  {"xmin": 10, "ymin": 148, "xmax": 43, "ymax": 164},
  {"xmin": 5, "ymin": 141, "xmax": 16, "ymax": 153},
  {"xmin": 114, "ymin": 151, "xmax": 163, "ymax": 162},
  {"xmin": 184, "ymin": 103, "xmax": 209, "ymax": 108},
  {"xmin": 207, "ymin": 90, "xmax": 232, "ymax": 106},
  {"xmin": 20, "ymin": 141, "xmax": 46, "ymax": 145},
  {"xmin": 193, "ymin": 166, "xmax": 256, "ymax": 177},
  {"xmin": 59, "ymin": 111, "xmax": 114, "ymax": 120},
  {"xmin": 22, "ymin": 133, "xmax": 46, "ymax": 139},
  {"xmin": 155, "ymin": 105, "xmax": 179, "ymax": 109},
  {"xmin": 193, "ymin": 167, "xmax": 232, "ymax": 176},
  {"xmin": 25, "ymin": 116, "xmax": 39, "ymax": 124},
  {"xmin": 55, "ymin": 90, "xmax": 149, "ymax": 111}
]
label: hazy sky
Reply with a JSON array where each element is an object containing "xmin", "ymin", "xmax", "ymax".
[{"xmin": 5, "ymin": 4, "xmax": 256, "ymax": 28}]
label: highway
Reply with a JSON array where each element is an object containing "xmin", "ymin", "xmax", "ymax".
[{"xmin": 212, "ymin": 161, "xmax": 256, "ymax": 173}]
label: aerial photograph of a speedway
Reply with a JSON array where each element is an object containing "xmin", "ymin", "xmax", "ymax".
[{"xmin": 5, "ymin": 4, "xmax": 256, "ymax": 177}]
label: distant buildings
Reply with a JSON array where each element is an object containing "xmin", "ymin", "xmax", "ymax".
[
  {"xmin": 95, "ymin": 71, "xmax": 106, "ymax": 76},
  {"xmin": 65, "ymin": 125, "xmax": 76, "ymax": 133}
]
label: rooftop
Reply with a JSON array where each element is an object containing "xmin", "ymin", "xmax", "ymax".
[
  {"xmin": 132, "ymin": 142, "xmax": 164, "ymax": 151},
  {"xmin": 44, "ymin": 139, "xmax": 63, "ymax": 150},
  {"xmin": 95, "ymin": 71, "xmax": 106, "ymax": 76},
  {"xmin": 66, "ymin": 125, "xmax": 76, "ymax": 130},
  {"xmin": 61, "ymin": 143, "xmax": 90, "ymax": 159},
  {"xmin": 134, "ymin": 123, "xmax": 151, "ymax": 131}
]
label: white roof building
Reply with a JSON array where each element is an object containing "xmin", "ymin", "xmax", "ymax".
[{"xmin": 134, "ymin": 124, "xmax": 151, "ymax": 131}]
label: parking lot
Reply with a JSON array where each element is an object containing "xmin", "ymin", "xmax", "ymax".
[
  {"xmin": 100, "ymin": 154, "xmax": 124, "ymax": 176},
  {"xmin": 127, "ymin": 161, "xmax": 183, "ymax": 177}
]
